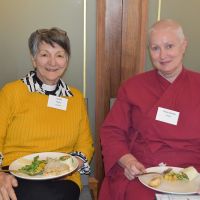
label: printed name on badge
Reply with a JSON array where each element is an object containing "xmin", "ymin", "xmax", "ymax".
[
  {"xmin": 47, "ymin": 95, "xmax": 68, "ymax": 111},
  {"xmin": 156, "ymin": 107, "xmax": 179, "ymax": 125}
]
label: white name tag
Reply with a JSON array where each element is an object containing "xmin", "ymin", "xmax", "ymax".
[
  {"xmin": 156, "ymin": 107, "xmax": 179, "ymax": 125},
  {"xmin": 47, "ymin": 95, "xmax": 68, "ymax": 111}
]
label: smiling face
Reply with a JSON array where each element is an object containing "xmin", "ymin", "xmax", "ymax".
[
  {"xmin": 32, "ymin": 42, "xmax": 68, "ymax": 85},
  {"xmin": 149, "ymin": 20, "xmax": 187, "ymax": 80}
]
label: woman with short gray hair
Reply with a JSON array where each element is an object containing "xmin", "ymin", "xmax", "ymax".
[{"xmin": 0, "ymin": 27, "xmax": 94, "ymax": 200}]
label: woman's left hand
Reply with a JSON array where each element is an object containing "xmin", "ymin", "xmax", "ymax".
[{"xmin": 76, "ymin": 157, "xmax": 84, "ymax": 170}]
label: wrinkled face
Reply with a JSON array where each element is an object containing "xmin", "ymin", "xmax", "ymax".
[
  {"xmin": 149, "ymin": 28, "xmax": 187, "ymax": 76},
  {"xmin": 32, "ymin": 42, "xmax": 68, "ymax": 85}
]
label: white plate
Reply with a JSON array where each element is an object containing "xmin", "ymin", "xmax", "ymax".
[
  {"xmin": 9, "ymin": 152, "xmax": 79, "ymax": 180},
  {"xmin": 139, "ymin": 166, "xmax": 200, "ymax": 194}
]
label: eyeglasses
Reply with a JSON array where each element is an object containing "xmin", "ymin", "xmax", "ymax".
[{"xmin": 36, "ymin": 28, "xmax": 67, "ymax": 36}]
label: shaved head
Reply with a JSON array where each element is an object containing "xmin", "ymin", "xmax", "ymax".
[{"xmin": 149, "ymin": 19, "xmax": 185, "ymax": 43}]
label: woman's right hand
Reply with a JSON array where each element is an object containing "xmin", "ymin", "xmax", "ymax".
[
  {"xmin": 0, "ymin": 172, "xmax": 18, "ymax": 200},
  {"xmin": 118, "ymin": 153, "xmax": 145, "ymax": 180}
]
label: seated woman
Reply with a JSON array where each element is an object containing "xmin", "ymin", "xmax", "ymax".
[
  {"xmin": 0, "ymin": 27, "xmax": 94, "ymax": 200},
  {"xmin": 99, "ymin": 19, "xmax": 200, "ymax": 200}
]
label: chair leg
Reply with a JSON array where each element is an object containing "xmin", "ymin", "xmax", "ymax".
[{"xmin": 88, "ymin": 177, "xmax": 98, "ymax": 200}]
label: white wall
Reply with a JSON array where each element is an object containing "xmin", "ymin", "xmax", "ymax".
[{"xmin": 146, "ymin": 0, "xmax": 200, "ymax": 71}]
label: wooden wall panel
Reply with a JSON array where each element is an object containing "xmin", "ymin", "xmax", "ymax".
[
  {"xmin": 95, "ymin": 0, "xmax": 123, "ymax": 185},
  {"xmin": 105, "ymin": 0, "xmax": 122, "ymax": 97},
  {"xmin": 95, "ymin": 0, "xmax": 107, "ymax": 186},
  {"xmin": 95, "ymin": 0, "xmax": 148, "ymax": 192},
  {"xmin": 121, "ymin": 0, "xmax": 148, "ymax": 81}
]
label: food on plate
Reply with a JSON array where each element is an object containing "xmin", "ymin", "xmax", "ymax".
[
  {"xmin": 148, "ymin": 166, "xmax": 199, "ymax": 188},
  {"xmin": 44, "ymin": 158, "xmax": 70, "ymax": 175},
  {"xmin": 181, "ymin": 166, "xmax": 199, "ymax": 181},
  {"xmin": 18, "ymin": 156, "xmax": 46, "ymax": 176},
  {"xmin": 148, "ymin": 176, "xmax": 162, "ymax": 188},
  {"xmin": 59, "ymin": 155, "xmax": 71, "ymax": 161},
  {"xmin": 163, "ymin": 170, "xmax": 187, "ymax": 181},
  {"xmin": 163, "ymin": 166, "xmax": 198, "ymax": 182},
  {"xmin": 18, "ymin": 155, "xmax": 71, "ymax": 176}
]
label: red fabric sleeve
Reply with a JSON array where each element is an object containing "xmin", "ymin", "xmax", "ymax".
[{"xmin": 100, "ymin": 85, "xmax": 132, "ymax": 175}]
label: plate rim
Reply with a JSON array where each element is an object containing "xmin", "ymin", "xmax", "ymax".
[
  {"xmin": 138, "ymin": 166, "xmax": 200, "ymax": 194},
  {"xmin": 9, "ymin": 152, "xmax": 79, "ymax": 180}
]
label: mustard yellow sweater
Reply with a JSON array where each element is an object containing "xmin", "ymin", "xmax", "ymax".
[{"xmin": 0, "ymin": 80, "xmax": 94, "ymax": 189}]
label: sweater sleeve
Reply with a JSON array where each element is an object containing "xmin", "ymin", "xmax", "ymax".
[
  {"xmin": 0, "ymin": 85, "xmax": 14, "ymax": 165},
  {"xmin": 0, "ymin": 86, "xmax": 12, "ymax": 153},
  {"xmin": 72, "ymin": 94, "xmax": 94, "ymax": 168}
]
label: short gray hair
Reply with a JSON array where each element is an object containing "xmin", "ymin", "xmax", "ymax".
[{"xmin": 28, "ymin": 27, "xmax": 71, "ymax": 57}]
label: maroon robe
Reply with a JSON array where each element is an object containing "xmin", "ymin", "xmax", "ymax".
[{"xmin": 99, "ymin": 68, "xmax": 200, "ymax": 200}]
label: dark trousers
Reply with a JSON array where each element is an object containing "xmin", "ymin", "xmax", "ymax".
[{"xmin": 14, "ymin": 178, "xmax": 80, "ymax": 200}]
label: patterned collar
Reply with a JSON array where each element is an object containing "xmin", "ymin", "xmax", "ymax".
[{"xmin": 21, "ymin": 71, "xmax": 73, "ymax": 97}]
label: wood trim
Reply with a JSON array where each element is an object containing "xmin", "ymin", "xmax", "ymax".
[
  {"xmin": 95, "ymin": 0, "xmax": 107, "ymax": 187},
  {"xmin": 139, "ymin": 0, "xmax": 148, "ymax": 70}
]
